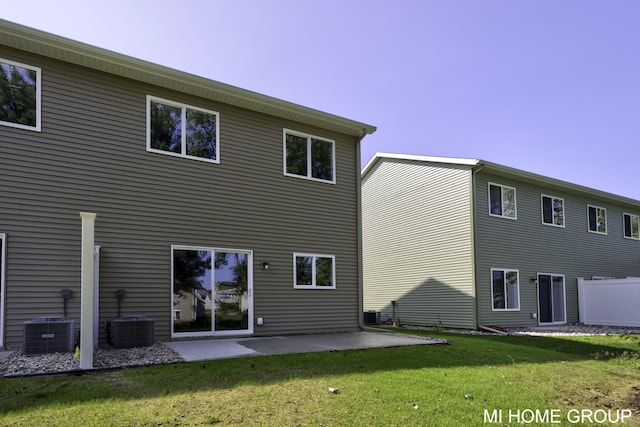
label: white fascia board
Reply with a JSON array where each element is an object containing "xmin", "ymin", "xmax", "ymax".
[
  {"xmin": 361, "ymin": 152, "xmax": 479, "ymax": 177},
  {"xmin": 0, "ymin": 19, "xmax": 376, "ymax": 138}
]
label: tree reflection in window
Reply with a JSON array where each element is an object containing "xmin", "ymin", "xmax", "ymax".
[
  {"xmin": 173, "ymin": 249, "xmax": 212, "ymax": 333},
  {"xmin": 284, "ymin": 130, "xmax": 335, "ymax": 183},
  {"xmin": 294, "ymin": 254, "xmax": 335, "ymax": 288},
  {"xmin": 0, "ymin": 59, "xmax": 39, "ymax": 130},
  {"xmin": 148, "ymin": 96, "xmax": 219, "ymax": 162}
]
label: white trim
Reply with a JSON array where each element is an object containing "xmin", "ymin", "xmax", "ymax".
[
  {"xmin": 0, "ymin": 234, "xmax": 5, "ymax": 347},
  {"xmin": 490, "ymin": 268, "xmax": 520, "ymax": 311},
  {"xmin": 293, "ymin": 253, "xmax": 336, "ymax": 289},
  {"xmin": 146, "ymin": 95, "xmax": 220, "ymax": 164},
  {"xmin": 362, "ymin": 152, "xmax": 479, "ymax": 177},
  {"xmin": 170, "ymin": 245, "xmax": 253, "ymax": 338},
  {"xmin": 0, "ymin": 58, "xmax": 41, "ymax": 132},
  {"xmin": 623, "ymin": 212, "xmax": 640, "ymax": 240},
  {"xmin": 536, "ymin": 273, "xmax": 567, "ymax": 325},
  {"xmin": 587, "ymin": 204, "xmax": 607, "ymax": 235},
  {"xmin": 541, "ymin": 194, "xmax": 565, "ymax": 228},
  {"xmin": 283, "ymin": 128, "xmax": 336, "ymax": 184},
  {"xmin": 488, "ymin": 182, "xmax": 517, "ymax": 220}
]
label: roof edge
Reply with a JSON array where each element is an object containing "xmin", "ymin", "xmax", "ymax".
[
  {"xmin": 0, "ymin": 19, "xmax": 376, "ymax": 137},
  {"xmin": 361, "ymin": 152, "xmax": 479, "ymax": 177},
  {"xmin": 362, "ymin": 152, "xmax": 640, "ymax": 206}
]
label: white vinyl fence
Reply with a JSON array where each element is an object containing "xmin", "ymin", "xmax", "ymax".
[{"xmin": 577, "ymin": 277, "xmax": 640, "ymax": 327}]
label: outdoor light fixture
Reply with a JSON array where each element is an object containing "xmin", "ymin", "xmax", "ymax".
[{"xmin": 262, "ymin": 261, "xmax": 270, "ymax": 270}]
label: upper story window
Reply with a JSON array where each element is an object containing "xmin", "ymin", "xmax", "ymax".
[
  {"xmin": 587, "ymin": 205, "xmax": 607, "ymax": 234},
  {"xmin": 293, "ymin": 253, "xmax": 336, "ymax": 289},
  {"xmin": 623, "ymin": 213, "xmax": 639, "ymax": 240},
  {"xmin": 488, "ymin": 183, "xmax": 516, "ymax": 219},
  {"xmin": 541, "ymin": 195, "xmax": 565, "ymax": 227},
  {"xmin": 0, "ymin": 58, "xmax": 41, "ymax": 131},
  {"xmin": 491, "ymin": 268, "xmax": 520, "ymax": 311},
  {"xmin": 147, "ymin": 96, "xmax": 219, "ymax": 163},
  {"xmin": 284, "ymin": 129, "xmax": 335, "ymax": 184}
]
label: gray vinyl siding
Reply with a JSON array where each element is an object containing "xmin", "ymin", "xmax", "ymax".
[
  {"xmin": 474, "ymin": 171, "xmax": 640, "ymax": 327},
  {"xmin": 362, "ymin": 159, "xmax": 476, "ymax": 329},
  {"xmin": 0, "ymin": 47, "xmax": 361, "ymax": 349}
]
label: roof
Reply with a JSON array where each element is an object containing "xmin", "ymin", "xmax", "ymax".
[
  {"xmin": 363, "ymin": 152, "xmax": 640, "ymax": 207},
  {"xmin": 0, "ymin": 19, "xmax": 376, "ymax": 138}
]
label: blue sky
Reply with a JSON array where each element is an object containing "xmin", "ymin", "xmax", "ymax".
[{"xmin": 3, "ymin": 0, "xmax": 640, "ymax": 199}]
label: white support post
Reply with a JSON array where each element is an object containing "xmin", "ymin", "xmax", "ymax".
[{"xmin": 80, "ymin": 212, "xmax": 96, "ymax": 370}]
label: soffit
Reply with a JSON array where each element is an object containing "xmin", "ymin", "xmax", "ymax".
[{"xmin": 0, "ymin": 19, "xmax": 376, "ymax": 138}]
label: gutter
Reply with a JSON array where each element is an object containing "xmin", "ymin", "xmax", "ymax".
[{"xmin": 356, "ymin": 129, "xmax": 368, "ymax": 330}]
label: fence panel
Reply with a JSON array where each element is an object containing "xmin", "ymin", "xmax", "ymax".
[{"xmin": 577, "ymin": 278, "xmax": 640, "ymax": 327}]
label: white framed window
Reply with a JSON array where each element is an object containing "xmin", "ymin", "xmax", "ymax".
[
  {"xmin": 491, "ymin": 268, "xmax": 520, "ymax": 311},
  {"xmin": 587, "ymin": 205, "xmax": 607, "ymax": 234},
  {"xmin": 623, "ymin": 213, "xmax": 639, "ymax": 240},
  {"xmin": 488, "ymin": 183, "xmax": 516, "ymax": 219},
  {"xmin": 293, "ymin": 253, "xmax": 336, "ymax": 289},
  {"xmin": 283, "ymin": 129, "xmax": 335, "ymax": 184},
  {"xmin": 0, "ymin": 58, "xmax": 41, "ymax": 131},
  {"xmin": 541, "ymin": 195, "xmax": 565, "ymax": 227},
  {"xmin": 147, "ymin": 96, "xmax": 220, "ymax": 163},
  {"xmin": 0, "ymin": 234, "xmax": 5, "ymax": 347}
]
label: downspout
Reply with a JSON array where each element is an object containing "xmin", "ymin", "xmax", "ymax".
[
  {"xmin": 356, "ymin": 129, "xmax": 367, "ymax": 330},
  {"xmin": 471, "ymin": 163, "xmax": 484, "ymax": 329}
]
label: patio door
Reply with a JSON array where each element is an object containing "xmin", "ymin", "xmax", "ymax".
[
  {"xmin": 172, "ymin": 246, "xmax": 253, "ymax": 337},
  {"xmin": 537, "ymin": 273, "xmax": 566, "ymax": 324}
]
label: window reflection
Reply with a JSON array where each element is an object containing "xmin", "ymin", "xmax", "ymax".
[
  {"xmin": 172, "ymin": 248, "xmax": 250, "ymax": 335},
  {"xmin": 172, "ymin": 250, "xmax": 212, "ymax": 333}
]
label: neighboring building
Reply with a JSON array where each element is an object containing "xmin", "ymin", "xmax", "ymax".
[
  {"xmin": 362, "ymin": 153, "xmax": 640, "ymax": 330},
  {"xmin": 0, "ymin": 20, "xmax": 376, "ymax": 349}
]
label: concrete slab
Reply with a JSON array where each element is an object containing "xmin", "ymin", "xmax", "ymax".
[
  {"xmin": 165, "ymin": 340, "xmax": 258, "ymax": 362},
  {"xmin": 165, "ymin": 331, "xmax": 445, "ymax": 362}
]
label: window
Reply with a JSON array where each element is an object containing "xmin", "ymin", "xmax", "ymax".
[
  {"xmin": 0, "ymin": 58, "xmax": 41, "ymax": 131},
  {"xmin": 293, "ymin": 253, "xmax": 336, "ymax": 289},
  {"xmin": 491, "ymin": 269, "xmax": 519, "ymax": 311},
  {"xmin": 147, "ymin": 96, "xmax": 219, "ymax": 163},
  {"xmin": 623, "ymin": 213, "xmax": 639, "ymax": 240},
  {"xmin": 284, "ymin": 129, "xmax": 335, "ymax": 183},
  {"xmin": 541, "ymin": 195, "xmax": 564, "ymax": 227},
  {"xmin": 587, "ymin": 205, "xmax": 607, "ymax": 234},
  {"xmin": 488, "ymin": 183, "xmax": 516, "ymax": 219}
]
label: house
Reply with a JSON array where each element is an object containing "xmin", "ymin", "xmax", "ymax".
[
  {"xmin": 0, "ymin": 19, "xmax": 376, "ymax": 350},
  {"xmin": 362, "ymin": 153, "xmax": 640, "ymax": 330}
]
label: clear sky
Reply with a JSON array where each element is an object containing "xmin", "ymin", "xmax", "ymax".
[{"xmin": 3, "ymin": 0, "xmax": 640, "ymax": 199}]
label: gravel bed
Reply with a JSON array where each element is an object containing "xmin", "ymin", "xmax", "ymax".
[
  {"xmin": 0, "ymin": 343, "xmax": 184, "ymax": 377},
  {"xmin": 2, "ymin": 324, "xmax": 638, "ymax": 377}
]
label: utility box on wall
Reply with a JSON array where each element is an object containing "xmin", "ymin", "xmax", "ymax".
[
  {"xmin": 23, "ymin": 316, "xmax": 76, "ymax": 355},
  {"xmin": 111, "ymin": 316, "xmax": 154, "ymax": 349}
]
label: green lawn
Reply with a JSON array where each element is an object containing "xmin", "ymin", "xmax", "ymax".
[{"xmin": 0, "ymin": 328, "xmax": 638, "ymax": 426}]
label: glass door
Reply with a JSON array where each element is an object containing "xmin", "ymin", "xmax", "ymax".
[
  {"xmin": 537, "ymin": 273, "xmax": 566, "ymax": 324},
  {"xmin": 172, "ymin": 246, "xmax": 253, "ymax": 337}
]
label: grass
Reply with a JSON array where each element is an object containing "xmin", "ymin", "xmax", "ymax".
[{"xmin": 0, "ymin": 328, "xmax": 639, "ymax": 426}]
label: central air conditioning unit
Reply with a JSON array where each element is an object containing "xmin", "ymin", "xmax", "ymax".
[
  {"xmin": 111, "ymin": 316, "xmax": 154, "ymax": 349},
  {"xmin": 23, "ymin": 316, "xmax": 76, "ymax": 355}
]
